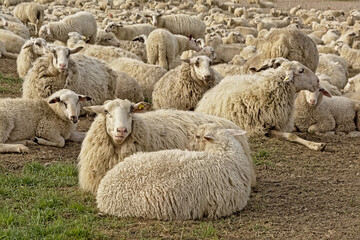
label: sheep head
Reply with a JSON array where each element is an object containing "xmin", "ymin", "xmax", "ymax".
[
  {"xmin": 47, "ymin": 46, "xmax": 83, "ymax": 72},
  {"xmin": 183, "ymin": 56, "xmax": 214, "ymax": 84},
  {"xmin": 281, "ymin": 61, "xmax": 319, "ymax": 92}
]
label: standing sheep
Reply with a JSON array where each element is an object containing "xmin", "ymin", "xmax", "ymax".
[
  {"xmin": 146, "ymin": 29, "xmax": 200, "ymax": 70},
  {"xmin": 13, "ymin": 2, "xmax": 45, "ymax": 36},
  {"xmin": 96, "ymin": 124, "xmax": 251, "ymax": 220},
  {"xmin": 104, "ymin": 22, "xmax": 156, "ymax": 41},
  {"xmin": 39, "ymin": 11, "xmax": 97, "ymax": 44},
  {"xmin": 0, "ymin": 89, "xmax": 91, "ymax": 154},
  {"xmin": 195, "ymin": 60, "xmax": 326, "ymax": 151},
  {"xmin": 152, "ymin": 56, "xmax": 221, "ymax": 110},
  {"xmin": 79, "ymin": 99, "xmax": 255, "ymax": 195}
]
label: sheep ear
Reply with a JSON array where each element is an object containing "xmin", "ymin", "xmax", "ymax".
[
  {"xmin": 115, "ymin": 23, "xmax": 123, "ymax": 27},
  {"xmin": 78, "ymin": 95, "xmax": 92, "ymax": 101},
  {"xmin": 83, "ymin": 105, "xmax": 106, "ymax": 114},
  {"xmin": 320, "ymin": 88, "xmax": 332, "ymax": 98},
  {"xmin": 69, "ymin": 46, "xmax": 83, "ymax": 54},
  {"xmin": 188, "ymin": 34, "xmax": 193, "ymax": 40},
  {"xmin": 182, "ymin": 58, "xmax": 191, "ymax": 63},
  {"xmin": 204, "ymin": 133, "xmax": 215, "ymax": 141},
  {"xmin": 46, "ymin": 25, "xmax": 51, "ymax": 35},
  {"xmin": 23, "ymin": 41, "xmax": 34, "ymax": 49},
  {"xmin": 132, "ymin": 102, "xmax": 151, "ymax": 113},
  {"xmin": 225, "ymin": 129, "xmax": 247, "ymax": 136},
  {"xmin": 48, "ymin": 97, "xmax": 61, "ymax": 104}
]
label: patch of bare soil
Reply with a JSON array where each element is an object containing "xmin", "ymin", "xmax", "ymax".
[{"xmin": 0, "ymin": 58, "xmax": 18, "ymax": 79}]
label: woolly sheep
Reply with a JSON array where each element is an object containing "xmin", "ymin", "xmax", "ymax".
[
  {"xmin": 222, "ymin": 31, "xmax": 245, "ymax": 44},
  {"xmin": 17, "ymin": 37, "xmax": 47, "ymax": 78},
  {"xmin": 256, "ymin": 17, "xmax": 292, "ymax": 31},
  {"xmin": 294, "ymin": 86, "xmax": 360, "ymax": 136},
  {"xmin": 78, "ymin": 99, "xmax": 255, "ymax": 194},
  {"xmin": 150, "ymin": 13, "xmax": 206, "ymax": 39},
  {"xmin": 0, "ymin": 17, "xmax": 30, "ymax": 39},
  {"xmin": 343, "ymin": 73, "xmax": 360, "ymax": 93},
  {"xmin": 180, "ymin": 46, "xmax": 217, "ymax": 62},
  {"xmin": 152, "ymin": 56, "xmax": 221, "ymax": 111},
  {"xmin": 109, "ymin": 57, "xmax": 167, "ymax": 100},
  {"xmin": 146, "ymin": 29, "xmax": 200, "ymax": 70},
  {"xmin": 0, "ymin": 29, "xmax": 26, "ymax": 54},
  {"xmin": 0, "ymin": 39, "xmax": 17, "ymax": 59},
  {"xmin": 13, "ymin": 2, "xmax": 45, "ymax": 36},
  {"xmin": 195, "ymin": 60, "xmax": 326, "ymax": 151},
  {"xmin": 316, "ymin": 54, "xmax": 348, "ymax": 89},
  {"xmin": 207, "ymin": 35, "xmax": 245, "ymax": 63},
  {"xmin": 95, "ymin": 29, "xmax": 120, "ymax": 47},
  {"xmin": 334, "ymin": 41, "xmax": 360, "ymax": 69},
  {"xmin": 104, "ymin": 22, "xmax": 156, "ymax": 41},
  {"xmin": 22, "ymin": 46, "xmax": 144, "ymax": 105},
  {"xmin": 39, "ymin": 11, "xmax": 97, "ymax": 44},
  {"xmin": 96, "ymin": 124, "xmax": 251, "ymax": 220},
  {"xmin": 4, "ymin": 0, "xmax": 31, "ymax": 7},
  {"xmin": 212, "ymin": 63, "xmax": 245, "ymax": 78},
  {"xmin": 321, "ymin": 29, "xmax": 340, "ymax": 45},
  {"xmin": 0, "ymin": 89, "xmax": 91, "ymax": 154},
  {"xmin": 132, "ymin": 34, "xmax": 147, "ymax": 44},
  {"xmin": 316, "ymin": 74, "xmax": 342, "ymax": 96}
]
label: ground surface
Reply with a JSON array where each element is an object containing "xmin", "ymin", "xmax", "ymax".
[{"xmin": 1, "ymin": 1, "xmax": 360, "ymax": 239}]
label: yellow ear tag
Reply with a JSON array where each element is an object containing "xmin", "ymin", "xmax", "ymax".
[
  {"xmin": 284, "ymin": 76, "xmax": 289, "ymax": 81},
  {"xmin": 138, "ymin": 104, "xmax": 144, "ymax": 110},
  {"xmin": 83, "ymin": 36, "xmax": 86, "ymax": 40}
]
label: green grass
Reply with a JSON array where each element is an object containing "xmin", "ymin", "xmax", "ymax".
[
  {"xmin": 252, "ymin": 150, "xmax": 274, "ymax": 167},
  {"xmin": 0, "ymin": 73, "xmax": 22, "ymax": 94}
]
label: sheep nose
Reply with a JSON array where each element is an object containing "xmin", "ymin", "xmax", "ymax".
[
  {"xmin": 204, "ymin": 75, "xmax": 211, "ymax": 81},
  {"xmin": 70, "ymin": 116, "xmax": 78, "ymax": 123},
  {"xmin": 309, "ymin": 99, "xmax": 316, "ymax": 104},
  {"xmin": 117, "ymin": 127, "xmax": 128, "ymax": 134},
  {"xmin": 59, "ymin": 63, "xmax": 66, "ymax": 68}
]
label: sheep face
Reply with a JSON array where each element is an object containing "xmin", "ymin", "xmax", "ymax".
[
  {"xmin": 100, "ymin": 34, "xmax": 120, "ymax": 47},
  {"xmin": 304, "ymin": 88, "xmax": 331, "ymax": 107},
  {"xmin": 187, "ymin": 56, "xmax": 213, "ymax": 83},
  {"xmin": 281, "ymin": 61, "xmax": 319, "ymax": 92},
  {"xmin": 48, "ymin": 46, "xmax": 83, "ymax": 72},
  {"xmin": 84, "ymin": 99, "xmax": 151, "ymax": 145},
  {"xmin": 68, "ymin": 32, "xmax": 87, "ymax": 44},
  {"xmin": 22, "ymin": 38, "xmax": 48, "ymax": 55},
  {"xmin": 334, "ymin": 41, "xmax": 345, "ymax": 53},
  {"xmin": 48, "ymin": 89, "xmax": 92, "ymax": 124},
  {"xmin": 343, "ymin": 79, "xmax": 355, "ymax": 92},
  {"xmin": 104, "ymin": 22, "xmax": 118, "ymax": 33},
  {"xmin": 39, "ymin": 25, "xmax": 53, "ymax": 40}
]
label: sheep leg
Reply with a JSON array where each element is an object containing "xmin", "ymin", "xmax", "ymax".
[
  {"xmin": 68, "ymin": 131, "xmax": 86, "ymax": 142},
  {"xmin": 7, "ymin": 140, "xmax": 38, "ymax": 146},
  {"xmin": 0, "ymin": 143, "xmax": 29, "ymax": 153},
  {"xmin": 34, "ymin": 136, "xmax": 65, "ymax": 147},
  {"xmin": 269, "ymin": 130, "xmax": 326, "ymax": 151}
]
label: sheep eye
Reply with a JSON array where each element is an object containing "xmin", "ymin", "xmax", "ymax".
[
  {"xmin": 196, "ymin": 135, "xmax": 200, "ymax": 139},
  {"xmin": 61, "ymin": 101, "xmax": 67, "ymax": 108},
  {"xmin": 104, "ymin": 109, "xmax": 109, "ymax": 114},
  {"xmin": 195, "ymin": 60, "xmax": 200, "ymax": 67},
  {"xmin": 299, "ymin": 68, "xmax": 304, "ymax": 73}
]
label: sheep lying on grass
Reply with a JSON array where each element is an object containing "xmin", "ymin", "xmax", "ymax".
[
  {"xmin": 97, "ymin": 124, "xmax": 252, "ymax": 220},
  {"xmin": 78, "ymin": 99, "xmax": 255, "ymax": 195},
  {"xmin": 0, "ymin": 89, "xmax": 91, "ymax": 154},
  {"xmin": 196, "ymin": 59, "xmax": 326, "ymax": 151}
]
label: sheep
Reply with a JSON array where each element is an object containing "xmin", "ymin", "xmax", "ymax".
[
  {"xmin": 0, "ymin": 17, "xmax": 30, "ymax": 39},
  {"xmin": 4, "ymin": 0, "xmax": 31, "ymax": 7},
  {"xmin": 316, "ymin": 74, "xmax": 342, "ymax": 96},
  {"xmin": 67, "ymin": 32, "xmax": 142, "ymax": 63},
  {"xmin": 95, "ymin": 29, "xmax": 120, "ymax": 47},
  {"xmin": 78, "ymin": 99, "xmax": 255, "ymax": 195},
  {"xmin": 13, "ymin": 2, "xmax": 45, "ymax": 36},
  {"xmin": 234, "ymin": 26, "xmax": 258, "ymax": 37},
  {"xmin": 152, "ymin": 56, "xmax": 221, "ymax": 111},
  {"xmin": 104, "ymin": 22, "xmax": 156, "ymax": 41},
  {"xmin": 195, "ymin": 60, "xmax": 326, "ymax": 151},
  {"xmin": 334, "ymin": 41, "xmax": 360, "ymax": 69},
  {"xmin": 0, "ymin": 89, "xmax": 91, "ymax": 154},
  {"xmin": 22, "ymin": 46, "xmax": 144, "ymax": 106},
  {"xmin": 222, "ymin": 31, "xmax": 245, "ymax": 44},
  {"xmin": 316, "ymin": 54, "xmax": 348, "ymax": 89},
  {"xmin": 243, "ymin": 28, "xmax": 319, "ymax": 73},
  {"xmin": 256, "ymin": 17, "xmax": 292, "ymax": 31},
  {"xmin": 212, "ymin": 64, "xmax": 245, "ymax": 78},
  {"xmin": 96, "ymin": 123, "xmax": 251, "ymax": 220},
  {"xmin": 39, "ymin": 11, "xmax": 97, "ymax": 44},
  {"xmin": 294, "ymin": 85, "xmax": 360, "ymax": 137},
  {"xmin": 343, "ymin": 73, "xmax": 360, "ymax": 93},
  {"xmin": 337, "ymin": 31, "xmax": 360, "ymax": 47},
  {"xmin": 149, "ymin": 13, "xmax": 206, "ymax": 39},
  {"xmin": 321, "ymin": 29, "xmax": 340, "ymax": 45},
  {"xmin": 0, "ymin": 29, "xmax": 26, "ymax": 54},
  {"xmin": 146, "ymin": 29, "xmax": 201, "ymax": 70},
  {"xmin": 207, "ymin": 35, "xmax": 245, "ymax": 63},
  {"xmin": 0, "ymin": 39, "xmax": 18, "ymax": 59},
  {"xmin": 108, "ymin": 57, "xmax": 167, "ymax": 101},
  {"xmin": 117, "ymin": 39, "xmax": 147, "ymax": 62},
  {"xmin": 132, "ymin": 34, "xmax": 147, "ymax": 44},
  {"xmin": 17, "ymin": 37, "xmax": 47, "ymax": 78},
  {"xmin": 180, "ymin": 46, "xmax": 217, "ymax": 62}
]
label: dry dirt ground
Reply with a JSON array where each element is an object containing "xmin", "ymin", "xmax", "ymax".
[{"xmin": 1, "ymin": 1, "xmax": 360, "ymax": 238}]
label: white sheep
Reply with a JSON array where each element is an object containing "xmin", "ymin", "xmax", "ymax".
[
  {"xmin": 146, "ymin": 28, "xmax": 201, "ymax": 70},
  {"xmin": 0, "ymin": 29, "xmax": 26, "ymax": 54},
  {"xmin": 256, "ymin": 17, "xmax": 292, "ymax": 31},
  {"xmin": 95, "ymin": 29, "xmax": 119, "ymax": 47},
  {"xmin": 321, "ymin": 29, "xmax": 341, "ymax": 45},
  {"xmin": 294, "ymin": 85, "xmax": 360, "ymax": 136},
  {"xmin": 180, "ymin": 46, "xmax": 217, "ymax": 62},
  {"xmin": 108, "ymin": 57, "xmax": 167, "ymax": 101},
  {"xmin": 195, "ymin": 60, "xmax": 326, "ymax": 151},
  {"xmin": 78, "ymin": 99, "xmax": 255, "ymax": 195},
  {"xmin": 211, "ymin": 63, "xmax": 245, "ymax": 78},
  {"xmin": 207, "ymin": 35, "xmax": 245, "ymax": 63},
  {"xmin": 334, "ymin": 41, "xmax": 360, "ymax": 69},
  {"xmin": 4, "ymin": 0, "xmax": 31, "ymax": 7},
  {"xmin": 13, "ymin": 2, "xmax": 45, "ymax": 36},
  {"xmin": 343, "ymin": 73, "xmax": 360, "ymax": 93},
  {"xmin": 0, "ymin": 17, "xmax": 30, "ymax": 39},
  {"xmin": 17, "ymin": 37, "xmax": 47, "ymax": 78},
  {"xmin": 0, "ymin": 39, "xmax": 18, "ymax": 59},
  {"xmin": 104, "ymin": 22, "xmax": 156, "ymax": 41},
  {"xmin": 0, "ymin": 89, "xmax": 91, "ymax": 154},
  {"xmin": 316, "ymin": 53, "xmax": 348, "ymax": 89},
  {"xmin": 149, "ymin": 13, "xmax": 206, "ymax": 39},
  {"xmin": 222, "ymin": 31, "xmax": 245, "ymax": 44},
  {"xmin": 22, "ymin": 46, "xmax": 144, "ymax": 105},
  {"xmin": 39, "ymin": 11, "xmax": 97, "ymax": 44},
  {"xmin": 96, "ymin": 124, "xmax": 251, "ymax": 220},
  {"xmin": 152, "ymin": 56, "xmax": 221, "ymax": 111}
]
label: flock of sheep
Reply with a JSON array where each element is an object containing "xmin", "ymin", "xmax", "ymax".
[{"xmin": 0, "ymin": 0, "xmax": 360, "ymax": 221}]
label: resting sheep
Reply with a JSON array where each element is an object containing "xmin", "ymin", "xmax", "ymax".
[
  {"xmin": 0, "ymin": 17, "xmax": 30, "ymax": 39},
  {"xmin": 0, "ymin": 39, "xmax": 18, "ymax": 59},
  {"xmin": 195, "ymin": 60, "xmax": 326, "ymax": 151},
  {"xmin": 343, "ymin": 73, "xmax": 360, "ymax": 93},
  {"xmin": 104, "ymin": 22, "xmax": 156, "ymax": 41},
  {"xmin": 96, "ymin": 124, "xmax": 252, "ymax": 220},
  {"xmin": 334, "ymin": 41, "xmax": 360, "ymax": 69},
  {"xmin": 0, "ymin": 89, "xmax": 91, "ymax": 154},
  {"xmin": 0, "ymin": 29, "xmax": 26, "ymax": 54},
  {"xmin": 152, "ymin": 56, "xmax": 221, "ymax": 110},
  {"xmin": 78, "ymin": 99, "xmax": 255, "ymax": 195},
  {"xmin": 316, "ymin": 53, "xmax": 348, "ymax": 89},
  {"xmin": 207, "ymin": 35, "xmax": 245, "ymax": 63}
]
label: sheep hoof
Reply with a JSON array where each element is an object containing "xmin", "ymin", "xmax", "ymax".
[
  {"xmin": 310, "ymin": 142, "xmax": 326, "ymax": 151},
  {"xmin": 34, "ymin": 137, "xmax": 39, "ymax": 143},
  {"xmin": 17, "ymin": 145, "xmax": 29, "ymax": 154}
]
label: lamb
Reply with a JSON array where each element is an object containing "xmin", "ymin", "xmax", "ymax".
[
  {"xmin": 195, "ymin": 60, "xmax": 326, "ymax": 151},
  {"xmin": 316, "ymin": 53, "xmax": 348, "ymax": 89},
  {"xmin": 0, "ymin": 17, "xmax": 30, "ymax": 39},
  {"xmin": 0, "ymin": 89, "xmax": 91, "ymax": 154},
  {"xmin": 104, "ymin": 22, "xmax": 156, "ymax": 41},
  {"xmin": 96, "ymin": 124, "xmax": 252, "ymax": 220},
  {"xmin": 67, "ymin": 32, "xmax": 142, "ymax": 63},
  {"xmin": 146, "ymin": 29, "xmax": 201, "ymax": 70},
  {"xmin": 39, "ymin": 11, "xmax": 97, "ymax": 44},
  {"xmin": 22, "ymin": 46, "xmax": 144, "ymax": 105},
  {"xmin": 294, "ymin": 85, "xmax": 360, "ymax": 136},
  {"xmin": 78, "ymin": 99, "xmax": 256, "ymax": 195},
  {"xmin": 13, "ymin": 2, "xmax": 45, "ymax": 36},
  {"xmin": 108, "ymin": 57, "xmax": 167, "ymax": 101},
  {"xmin": 343, "ymin": 73, "xmax": 360, "ymax": 93},
  {"xmin": 0, "ymin": 29, "xmax": 26, "ymax": 54},
  {"xmin": 0, "ymin": 39, "xmax": 18, "ymax": 59},
  {"xmin": 207, "ymin": 35, "xmax": 245, "ymax": 63},
  {"xmin": 17, "ymin": 37, "xmax": 47, "ymax": 78},
  {"xmin": 149, "ymin": 13, "xmax": 206, "ymax": 39},
  {"xmin": 334, "ymin": 41, "xmax": 360, "ymax": 69},
  {"xmin": 152, "ymin": 56, "xmax": 221, "ymax": 111}
]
